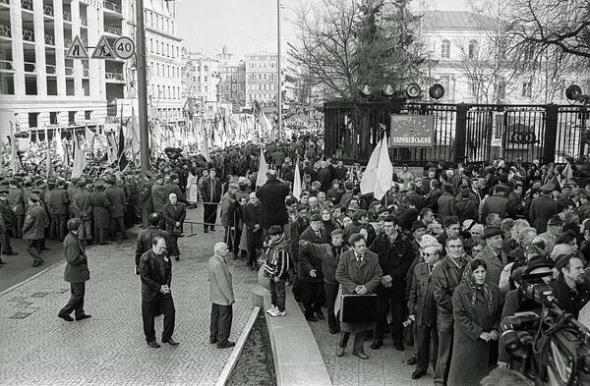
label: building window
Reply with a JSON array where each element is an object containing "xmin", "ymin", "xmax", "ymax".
[
  {"xmin": 50, "ymin": 112, "xmax": 58, "ymax": 125},
  {"xmin": 28, "ymin": 112, "xmax": 38, "ymax": 129},
  {"xmin": 84, "ymin": 110, "xmax": 92, "ymax": 120},
  {"xmin": 441, "ymin": 39, "xmax": 450, "ymax": 59},
  {"xmin": 522, "ymin": 82, "xmax": 532, "ymax": 98},
  {"xmin": 468, "ymin": 40, "xmax": 478, "ymax": 59},
  {"xmin": 68, "ymin": 111, "xmax": 76, "ymax": 125}
]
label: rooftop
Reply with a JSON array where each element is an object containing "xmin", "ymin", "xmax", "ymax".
[{"xmin": 423, "ymin": 11, "xmax": 500, "ymax": 31}]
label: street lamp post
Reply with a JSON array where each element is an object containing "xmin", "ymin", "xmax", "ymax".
[{"xmin": 277, "ymin": 0, "xmax": 282, "ymax": 139}]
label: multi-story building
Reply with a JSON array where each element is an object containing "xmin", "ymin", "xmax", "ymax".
[
  {"xmin": 181, "ymin": 48, "xmax": 220, "ymax": 115},
  {"xmin": 216, "ymin": 46, "xmax": 245, "ymax": 110}
]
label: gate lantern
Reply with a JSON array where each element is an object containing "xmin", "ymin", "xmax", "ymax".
[
  {"xmin": 406, "ymin": 83, "xmax": 421, "ymax": 99},
  {"xmin": 381, "ymin": 84, "xmax": 395, "ymax": 97},
  {"xmin": 429, "ymin": 84, "xmax": 445, "ymax": 100},
  {"xmin": 359, "ymin": 84, "xmax": 372, "ymax": 97},
  {"xmin": 565, "ymin": 85, "xmax": 582, "ymax": 101}
]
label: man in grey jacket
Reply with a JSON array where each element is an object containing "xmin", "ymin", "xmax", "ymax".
[{"xmin": 208, "ymin": 242, "xmax": 235, "ymax": 349}]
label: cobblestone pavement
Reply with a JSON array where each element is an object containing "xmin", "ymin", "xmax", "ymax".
[
  {"xmin": 0, "ymin": 208, "xmax": 259, "ymax": 386},
  {"xmin": 308, "ymin": 310, "xmax": 434, "ymax": 386}
]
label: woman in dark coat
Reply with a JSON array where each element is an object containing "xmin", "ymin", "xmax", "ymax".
[{"xmin": 448, "ymin": 259, "xmax": 503, "ymax": 386}]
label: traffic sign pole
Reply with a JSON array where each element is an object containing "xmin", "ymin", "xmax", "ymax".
[{"xmin": 136, "ymin": 0, "xmax": 150, "ymax": 178}]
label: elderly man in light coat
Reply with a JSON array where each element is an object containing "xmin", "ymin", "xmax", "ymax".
[{"xmin": 209, "ymin": 242, "xmax": 236, "ymax": 349}]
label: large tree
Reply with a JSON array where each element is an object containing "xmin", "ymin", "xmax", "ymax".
[{"xmin": 293, "ymin": 0, "xmax": 425, "ymax": 102}]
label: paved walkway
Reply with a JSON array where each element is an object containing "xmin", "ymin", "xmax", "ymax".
[{"xmin": 0, "ymin": 208, "xmax": 258, "ymax": 386}]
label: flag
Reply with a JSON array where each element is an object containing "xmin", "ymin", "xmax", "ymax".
[
  {"xmin": 293, "ymin": 159, "xmax": 303, "ymax": 199},
  {"xmin": 360, "ymin": 136, "xmax": 393, "ymax": 200},
  {"xmin": 201, "ymin": 121, "xmax": 211, "ymax": 162},
  {"xmin": 118, "ymin": 115, "xmax": 128, "ymax": 171},
  {"xmin": 45, "ymin": 126, "xmax": 52, "ymax": 177},
  {"xmin": 9, "ymin": 123, "xmax": 22, "ymax": 172},
  {"xmin": 55, "ymin": 127, "xmax": 64, "ymax": 160},
  {"xmin": 71, "ymin": 133, "xmax": 86, "ymax": 178},
  {"xmin": 129, "ymin": 107, "xmax": 140, "ymax": 154},
  {"xmin": 256, "ymin": 147, "xmax": 268, "ymax": 187}
]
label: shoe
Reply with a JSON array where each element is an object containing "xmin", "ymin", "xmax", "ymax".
[
  {"xmin": 412, "ymin": 370, "xmax": 426, "ymax": 380},
  {"xmin": 58, "ymin": 313, "xmax": 74, "ymax": 322},
  {"xmin": 336, "ymin": 347, "xmax": 345, "ymax": 357},
  {"xmin": 266, "ymin": 306, "xmax": 278, "ymax": 315},
  {"xmin": 273, "ymin": 310, "xmax": 286, "ymax": 317},
  {"xmin": 217, "ymin": 341, "xmax": 236, "ymax": 349},
  {"xmin": 210, "ymin": 227, "xmax": 215, "ymax": 232},
  {"xmin": 76, "ymin": 314, "xmax": 92, "ymax": 321},
  {"xmin": 174, "ymin": 256, "xmax": 180, "ymax": 261},
  {"xmin": 316, "ymin": 311, "xmax": 324, "ymax": 320},
  {"xmin": 6, "ymin": 251, "xmax": 18, "ymax": 256},
  {"xmin": 209, "ymin": 337, "xmax": 218, "ymax": 344},
  {"xmin": 353, "ymin": 351, "xmax": 369, "ymax": 360},
  {"xmin": 407, "ymin": 356, "xmax": 417, "ymax": 365},
  {"xmin": 32, "ymin": 261, "xmax": 44, "ymax": 267},
  {"xmin": 204, "ymin": 228, "xmax": 208, "ymax": 233},
  {"xmin": 393, "ymin": 342, "xmax": 404, "ymax": 351},
  {"xmin": 0, "ymin": 260, "xmax": 6, "ymax": 265},
  {"xmin": 305, "ymin": 314, "xmax": 318, "ymax": 322},
  {"xmin": 163, "ymin": 338, "xmax": 179, "ymax": 346},
  {"xmin": 268, "ymin": 309, "xmax": 279, "ymax": 317},
  {"xmin": 370, "ymin": 340, "xmax": 383, "ymax": 350},
  {"xmin": 147, "ymin": 341, "xmax": 161, "ymax": 348},
  {"xmin": 329, "ymin": 327, "xmax": 341, "ymax": 334}
]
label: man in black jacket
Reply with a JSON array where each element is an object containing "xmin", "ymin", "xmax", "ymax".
[
  {"xmin": 256, "ymin": 170, "xmax": 289, "ymax": 233},
  {"xmin": 551, "ymin": 254, "xmax": 590, "ymax": 319},
  {"xmin": 243, "ymin": 192, "xmax": 262, "ymax": 270},
  {"xmin": 369, "ymin": 215, "xmax": 414, "ymax": 351},
  {"xmin": 135, "ymin": 213, "xmax": 171, "ymax": 274},
  {"xmin": 139, "ymin": 236, "xmax": 178, "ymax": 348}
]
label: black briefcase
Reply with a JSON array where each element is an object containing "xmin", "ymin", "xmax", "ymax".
[{"xmin": 340, "ymin": 294, "xmax": 378, "ymax": 324}]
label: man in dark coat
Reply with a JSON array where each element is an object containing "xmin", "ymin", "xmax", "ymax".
[
  {"xmin": 72, "ymin": 180, "xmax": 93, "ymax": 245},
  {"xmin": 140, "ymin": 172, "xmax": 155, "ymax": 229},
  {"xmin": 151, "ymin": 174, "xmax": 167, "ymax": 215},
  {"xmin": 135, "ymin": 213, "xmax": 171, "ymax": 274},
  {"xmin": 369, "ymin": 215, "xmax": 414, "ymax": 351},
  {"xmin": 243, "ymin": 192, "xmax": 262, "ymax": 270},
  {"xmin": 201, "ymin": 168, "xmax": 222, "ymax": 233},
  {"xmin": 90, "ymin": 180, "xmax": 111, "ymax": 245},
  {"xmin": 58, "ymin": 218, "xmax": 91, "ymax": 322},
  {"xmin": 165, "ymin": 174, "xmax": 188, "ymax": 204},
  {"xmin": 139, "ymin": 236, "xmax": 178, "ymax": 348},
  {"xmin": 529, "ymin": 183, "xmax": 561, "ymax": 233},
  {"xmin": 106, "ymin": 178, "xmax": 128, "ymax": 240},
  {"xmin": 298, "ymin": 213, "xmax": 328, "ymax": 321},
  {"xmin": 162, "ymin": 193, "xmax": 186, "ymax": 261},
  {"xmin": 256, "ymin": 170, "xmax": 289, "ymax": 232},
  {"xmin": 47, "ymin": 179, "xmax": 70, "ymax": 241},
  {"xmin": 8, "ymin": 179, "xmax": 25, "ymax": 238},
  {"xmin": 22, "ymin": 195, "xmax": 47, "ymax": 267},
  {"xmin": 551, "ymin": 254, "xmax": 590, "ymax": 319},
  {"xmin": 316, "ymin": 161, "xmax": 332, "ymax": 192},
  {"xmin": 0, "ymin": 188, "xmax": 17, "ymax": 255},
  {"xmin": 481, "ymin": 185, "xmax": 509, "ymax": 221}
]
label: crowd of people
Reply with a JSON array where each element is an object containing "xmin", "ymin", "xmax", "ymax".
[{"xmin": 3, "ymin": 130, "xmax": 590, "ymax": 385}]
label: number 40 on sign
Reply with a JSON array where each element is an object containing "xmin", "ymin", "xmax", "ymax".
[{"xmin": 113, "ymin": 36, "xmax": 135, "ymax": 60}]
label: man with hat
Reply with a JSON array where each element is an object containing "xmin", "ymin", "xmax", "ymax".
[
  {"xmin": 58, "ymin": 218, "xmax": 91, "ymax": 322},
  {"xmin": 72, "ymin": 179, "xmax": 93, "ymax": 245},
  {"xmin": 90, "ymin": 179, "xmax": 111, "ymax": 245},
  {"xmin": 105, "ymin": 177, "xmax": 128, "ymax": 240},
  {"xmin": 476, "ymin": 226, "xmax": 508, "ymax": 286},
  {"xmin": 529, "ymin": 182, "xmax": 561, "ymax": 233},
  {"xmin": 0, "ymin": 187, "xmax": 17, "ymax": 256},
  {"xmin": 8, "ymin": 179, "xmax": 25, "ymax": 239},
  {"xmin": 22, "ymin": 194, "xmax": 47, "ymax": 267},
  {"xmin": 201, "ymin": 169, "xmax": 222, "ymax": 233},
  {"xmin": 538, "ymin": 215, "xmax": 564, "ymax": 252},
  {"xmin": 47, "ymin": 179, "xmax": 70, "ymax": 241}
]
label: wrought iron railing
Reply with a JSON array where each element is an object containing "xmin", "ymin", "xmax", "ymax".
[
  {"xmin": 0, "ymin": 23, "xmax": 10, "ymax": 38},
  {"xmin": 104, "ymin": 25, "xmax": 122, "ymax": 35},
  {"xmin": 22, "ymin": 29, "xmax": 34, "ymax": 42},
  {"xmin": 104, "ymin": 1, "xmax": 120, "ymax": 13},
  {"xmin": 23, "ymin": 61, "xmax": 36, "ymax": 72},
  {"xmin": 43, "ymin": 4, "xmax": 53, "ymax": 17},
  {"xmin": 105, "ymin": 72, "xmax": 124, "ymax": 81},
  {"xmin": 0, "ymin": 60, "xmax": 13, "ymax": 70},
  {"xmin": 21, "ymin": 0, "xmax": 32, "ymax": 11},
  {"xmin": 44, "ymin": 34, "xmax": 54, "ymax": 45}
]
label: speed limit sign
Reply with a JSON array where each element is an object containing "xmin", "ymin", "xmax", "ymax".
[{"xmin": 113, "ymin": 36, "xmax": 136, "ymax": 60}]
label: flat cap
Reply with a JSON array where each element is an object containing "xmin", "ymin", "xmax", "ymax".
[{"xmin": 482, "ymin": 226, "xmax": 503, "ymax": 239}]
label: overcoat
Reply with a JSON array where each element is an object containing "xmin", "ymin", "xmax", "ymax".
[
  {"xmin": 106, "ymin": 186, "xmax": 127, "ymax": 218},
  {"xmin": 22, "ymin": 205, "xmax": 47, "ymax": 240},
  {"xmin": 63, "ymin": 232, "xmax": 90, "ymax": 283},
  {"xmin": 528, "ymin": 194, "xmax": 560, "ymax": 233},
  {"xmin": 161, "ymin": 202, "xmax": 187, "ymax": 234},
  {"xmin": 90, "ymin": 191, "xmax": 111, "ymax": 229},
  {"xmin": 256, "ymin": 179, "xmax": 289, "ymax": 228},
  {"xmin": 208, "ymin": 254, "xmax": 235, "ymax": 306}
]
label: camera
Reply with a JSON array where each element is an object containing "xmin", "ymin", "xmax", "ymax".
[{"xmin": 501, "ymin": 277, "xmax": 590, "ymax": 385}]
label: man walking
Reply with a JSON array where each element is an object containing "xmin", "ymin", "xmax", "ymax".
[
  {"xmin": 208, "ymin": 242, "xmax": 236, "ymax": 349},
  {"xmin": 22, "ymin": 195, "xmax": 47, "ymax": 267},
  {"xmin": 58, "ymin": 218, "xmax": 91, "ymax": 322},
  {"xmin": 139, "ymin": 236, "xmax": 178, "ymax": 348}
]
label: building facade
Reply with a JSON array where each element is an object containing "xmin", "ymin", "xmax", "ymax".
[
  {"xmin": 216, "ymin": 46, "xmax": 245, "ymax": 110},
  {"xmin": 181, "ymin": 49, "xmax": 220, "ymax": 115}
]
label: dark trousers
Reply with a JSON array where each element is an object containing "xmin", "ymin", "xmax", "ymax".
[
  {"xmin": 247, "ymin": 229, "xmax": 262, "ymax": 266},
  {"xmin": 59, "ymin": 282, "xmax": 86, "ymax": 317},
  {"xmin": 142, "ymin": 294, "xmax": 175, "ymax": 343},
  {"xmin": 15, "ymin": 215, "xmax": 24, "ymax": 238},
  {"xmin": 301, "ymin": 281, "xmax": 324, "ymax": 316},
  {"xmin": 80, "ymin": 219, "xmax": 92, "ymax": 243},
  {"xmin": 168, "ymin": 234, "xmax": 180, "ymax": 257},
  {"xmin": 50, "ymin": 214, "xmax": 67, "ymax": 241},
  {"xmin": 269, "ymin": 279, "xmax": 286, "ymax": 312},
  {"xmin": 110, "ymin": 217, "xmax": 127, "ymax": 239},
  {"xmin": 1, "ymin": 230, "xmax": 14, "ymax": 253},
  {"xmin": 27, "ymin": 239, "xmax": 44, "ymax": 263},
  {"xmin": 434, "ymin": 329, "xmax": 453, "ymax": 386},
  {"xmin": 338, "ymin": 330, "xmax": 367, "ymax": 354},
  {"xmin": 416, "ymin": 324, "xmax": 438, "ymax": 373},
  {"xmin": 324, "ymin": 282, "xmax": 340, "ymax": 331},
  {"xmin": 203, "ymin": 204, "xmax": 218, "ymax": 230},
  {"xmin": 210, "ymin": 303, "xmax": 233, "ymax": 344},
  {"xmin": 375, "ymin": 288, "xmax": 406, "ymax": 344},
  {"xmin": 93, "ymin": 226, "xmax": 108, "ymax": 245}
]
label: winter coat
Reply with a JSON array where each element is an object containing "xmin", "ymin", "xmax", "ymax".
[
  {"xmin": 135, "ymin": 227, "xmax": 171, "ymax": 267},
  {"xmin": 263, "ymin": 237, "xmax": 290, "ymax": 281},
  {"xmin": 408, "ymin": 262, "xmax": 438, "ymax": 327},
  {"xmin": 369, "ymin": 232, "xmax": 414, "ymax": 294},
  {"xmin": 151, "ymin": 182, "xmax": 167, "ymax": 213},
  {"xmin": 91, "ymin": 191, "xmax": 111, "ymax": 229},
  {"xmin": 431, "ymin": 254, "xmax": 471, "ymax": 332},
  {"xmin": 298, "ymin": 227, "xmax": 328, "ymax": 282},
  {"xmin": 105, "ymin": 186, "xmax": 126, "ymax": 218},
  {"xmin": 73, "ymin": 188, "xmax": 93, "ymax": 220},
  {"xmin": 447, "ymin": 282, "xmax": 502, "ymax": 386},
  {"xmin": 47, "ymin": 188, "xmax": 70, "ymax": 216},
  {"xmin": 455, "ymin": 195, "xmax": 478, "ymax": 222},
  {"xmin": 8, "ymin": 187, "xmax": 25, "ymax": 216},
  {"xmin": 201, "ymin": 177, "xmax": 222, "ymax": 204},
  {"xmin": 63, "ymin": 232, "xmax": 90, "ymax": 283},
  {"xmin": 162, "ymin": 202, "xmax": 187, "ymax": 234},
  {"xmin": 481, "ymin": 194, "xmax": 509, "ymax": 221},
  {"xmin": 307, "ymin": 243, "xmax": 349, "ymax": 284},
  {"xmin": 139, "ymin": 249, "xmax": 172, "ymax": 302},
  {"xmin": 256, "ymin": 179, "xmax": 289, "ymax": 228},
  {"xmin": 475, "ymin": 246, "xmax": 508, "ymax": 286},
  {"xmin": 437, "ymin": 192, "xmax": 456, "ymax": 222},
  {"xmin": 22, "ymin": 205, "xmax": 47, "ymax": 240},
  {"xmin": 0, "ymin": 200, "xmax": 15, "ymax": 228},
  {"xmin": 529, "ymin": 194, "xmax": 561, "ymax": 233}
]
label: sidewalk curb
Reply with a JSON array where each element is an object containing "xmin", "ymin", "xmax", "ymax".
[
  {"xmin": 215, "ymin": 306, "xmax": 260, "ymax": 386},
  {"xmin": 0, "ymin": 258, "xmax": 65, "ymax": 298}
]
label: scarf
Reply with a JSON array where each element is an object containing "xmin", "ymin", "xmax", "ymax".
[{"xmin": 461, "ymin": 263, "xmax": 494, "ymax": 314}]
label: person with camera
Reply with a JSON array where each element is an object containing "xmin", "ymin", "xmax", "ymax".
[
  {"xmin": 334, "ymin": 233, "xmax": 383, "ymax": 359},
  {"xmin": 551, "ymin": 254, "xmax": 590, "ymax": 319},
  {"xmin": 447, "ymin": 258, "xmax": 503, "ymax": 386},
  {"xmin": 139, "ymin": 236, "xmax": 178, "ymax": 348}
]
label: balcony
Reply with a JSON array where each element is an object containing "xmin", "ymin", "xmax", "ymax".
[
  {"xmin": 104, "ymin": 25, "xmax": 121, "ymax": 35},
  {"xmin": 0, "ymin": 0, "xmax": 9, "ymax": 7},
  {"xmin": 104, "ymin": 1, "xmax": 121, "ymax": 13},
  {"xmin": 0, "ymin": 24, "xmax": 10, "ymax": 38},
  {"xmin": 46, "ymin": 64, "xmax": 56, "ymax": 75},
  {"xmin": 63, "ymin": 11, "xmax": 71, "ymax": 22},
  {"xmin": 105, "ymin": 71, "xmax": 124, "ymax": 82},
  {"xmin": 21, "ymin": 0, "xmax": 32, "ymax": 11},
  {"xmin": 0, "ymin": 60, "xmax": 13, "ymax": 71},
  {"xmin": 43, "ymin": 4, "xmax": 53, "ymax": 17},
  {"xmin": 22, "ymin": 29, "xmax": 34, "ymax": 42},
  {"xmin": 24, "ymin": 61, "xmax": 36, "ymax": 73},
  {"xmin": 44, "ymin": 34, "xmax": 54, "ymax": 45},
  {"xmin": 65, "ymin": 66, "xmax": 73, "ymax": 76}
]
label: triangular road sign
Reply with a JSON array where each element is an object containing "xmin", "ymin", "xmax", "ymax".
[
  {"xmin": 66, "ymin": 35, "xmax": 88, "ymax": 59},
  {"xmin": 91, "ymin": 35, "xmax": 115, "ymax": 59}
]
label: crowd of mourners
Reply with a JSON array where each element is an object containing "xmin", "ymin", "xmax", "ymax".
[{"xmin": 2, "ymin": 130, "xmax": 590, "ymax": 385}]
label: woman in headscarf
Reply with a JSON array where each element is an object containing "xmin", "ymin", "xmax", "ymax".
[{"xmin": 447, "ymin": 259, "xmax": 503, "ymax": 386}]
